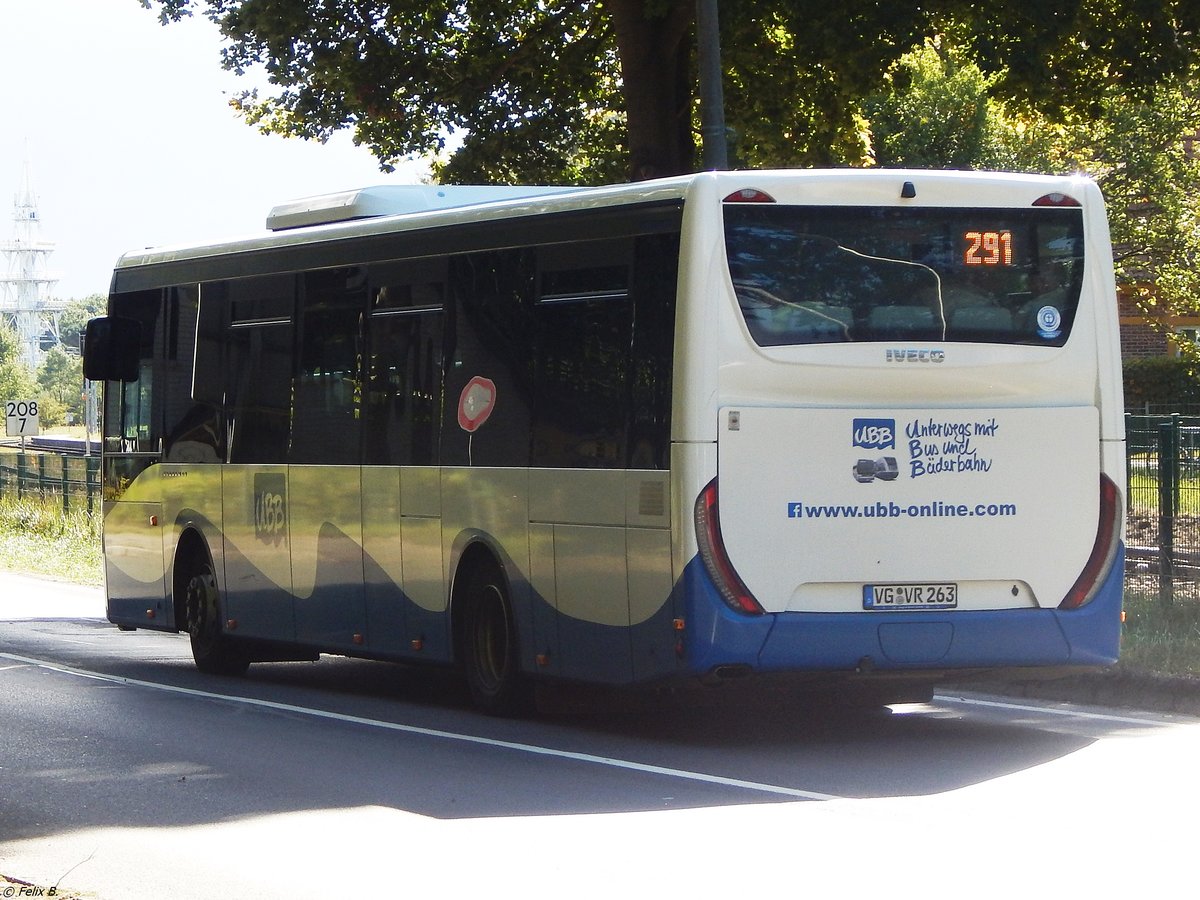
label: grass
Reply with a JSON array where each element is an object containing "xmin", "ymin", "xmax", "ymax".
[
  {"xmin": 1128, "ymin": 466, "xmax": 1200, "ymax": 517},
  {"xmin": 0, "ymin": 496, "xmax": 102, "ymax": 586},
  {"xmin": 1120, "ymin": 578, "xmax": 1200, "ymax": 678}
]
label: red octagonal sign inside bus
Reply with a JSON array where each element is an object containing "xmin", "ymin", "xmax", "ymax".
[{"xmin": 458, "ymin": 376, "xmax": 497, "ymax": 433}]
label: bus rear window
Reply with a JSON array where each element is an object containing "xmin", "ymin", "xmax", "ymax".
[{"xmin": 723, "ymin": 205, "xmax": 1085, "ymax": 347}]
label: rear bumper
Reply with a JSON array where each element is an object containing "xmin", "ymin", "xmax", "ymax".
[{"xmin": 680, "ymin": 544, "xmax": 1124, "ymax": 676}]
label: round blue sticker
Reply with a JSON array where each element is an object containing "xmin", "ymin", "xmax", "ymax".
[{"xmin": 1036, "ymin": 306, "xmax": 1062, "ymax": 339}]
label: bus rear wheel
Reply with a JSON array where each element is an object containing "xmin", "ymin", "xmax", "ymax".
[
  {"xmin": 184, "ymin": 561, "xmax": 250, "ymax": 677},
  {"xmin": 461, "ymin": 565, "xmax": 532, "ymax": 716}
]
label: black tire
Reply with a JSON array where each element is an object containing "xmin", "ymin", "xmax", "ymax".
[
  {"xmin": 184, "ymin": 560, "xmax": 250, "ymax": 677},
  {"xmin": 461, "ymin": 564, "xmax": 532, "ymax": 716}
]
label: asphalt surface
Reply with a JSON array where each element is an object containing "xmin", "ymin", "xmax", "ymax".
[{"xmin": 3, "ymin": 572, "xmax": 1200, "ymax": 900}]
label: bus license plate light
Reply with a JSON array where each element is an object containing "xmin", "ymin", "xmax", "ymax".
[{"xmin": 863, "ymin": 583, "xmax": 958, "ymax": 610}]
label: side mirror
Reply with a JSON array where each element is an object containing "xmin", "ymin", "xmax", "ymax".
[{"xmin": 82, "ymin": 316, "xmax": 142, "ymax": 382}]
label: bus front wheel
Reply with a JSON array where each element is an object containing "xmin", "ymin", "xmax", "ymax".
[
  {"xmin": 461, "ymin": 565, "xmax": 532, "ymax": 716},
  {"xmin": 184, "ymin": 561, "xmax": 250, "ymax": 677}
]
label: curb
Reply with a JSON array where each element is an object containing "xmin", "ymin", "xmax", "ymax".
[{"xmin": 954, "ymin": 669, "xmax": 1200, "ymax": 717}]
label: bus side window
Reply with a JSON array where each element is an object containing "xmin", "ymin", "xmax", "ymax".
[
  {"xmin": 629, "ymin": 231, "xmax": 679, "ymax": 470},
  {"xmin": 290, "ymin": 267, "xmax": 367, "ymax": 465},
  {"xmin": 223, "ymin": 276, "xmax": 295, "ymax": 465},
  {"xmin": 532, "ymin": 238, "xmax": 633, "ymax": 469},
  {"xmin": 444, "ymin": 249, "xmax": 536, "ymax": 468},
  {"xmin": 163, "ymin": 284, "xmax": 225, "ymax": 463},
  {"xmin": 104, "ymin": 289, "xmax": 164, "ymax": 456},
  {"xmin": 364, "ymin": 258, "xmax": 447, "ymax": 467}
]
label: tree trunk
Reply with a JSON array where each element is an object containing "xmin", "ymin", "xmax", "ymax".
[{"xmin": 609, "ymin": 0, "xmax": 695, "ymax": 180}]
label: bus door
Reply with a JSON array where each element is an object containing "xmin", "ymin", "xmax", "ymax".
[
  {"xmin": 362, "ymin": 259, "xmax": 449, "ymax": 661},
  {"xmin": 218, "ymin": 276, "xmax": 297, "ymax": 642},
  {"xmin": 288, "ymin": 267, "xmax": 369, "ymax": 652},
  {"xmin": 100, "ymin": 289, "xmax": 167, "ymax": 626}
]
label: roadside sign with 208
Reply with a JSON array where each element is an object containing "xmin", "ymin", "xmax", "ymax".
[{"xmin": 6, "ymin": 400, "xmax": 40, "ymax": 437}]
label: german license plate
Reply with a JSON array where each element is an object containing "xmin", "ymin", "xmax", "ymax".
[{"xmin": 863, "ymin": 583, "xmax": 958, "ymax": 610}]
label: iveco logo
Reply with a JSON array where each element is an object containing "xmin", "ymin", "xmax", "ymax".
[{"xmin": 886, "ymin": 348, "xmax": 946, "ymax": 363}]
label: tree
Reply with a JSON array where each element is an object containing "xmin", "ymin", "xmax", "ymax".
[
  {"xmin": 140, "ymin": 0, "xmax": 1198, "ymax": 182},
  {"xmin": 0, "ymin": 321, "xmax": 37, "ymax": 409},
  {"xmin": 56, "ymin": 294, "xmax": 107, "ymax": 356},
  {"xmin": 862, "ymin": 40, "xmax": 1062, "ymax": 171},
  {"xmin": 1075, "ymin": 80, "xmax": 1200, "ymax": 352},
  {"xmin": 37, "ymin": 346, "xmax": 85, "ymax": 428},
  {"xmin": 861, "ymin": 38, "xmax": 1200, "ymax": 355}
]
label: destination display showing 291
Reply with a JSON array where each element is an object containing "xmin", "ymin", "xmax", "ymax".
[{"xmin": 963, "ymin": 230, "xmax": 1013, "ymax": 266}]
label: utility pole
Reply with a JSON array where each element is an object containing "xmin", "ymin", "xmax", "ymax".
[{"xmin": 696, "ymin": 0, "xmax": 728, "ymax": 170}]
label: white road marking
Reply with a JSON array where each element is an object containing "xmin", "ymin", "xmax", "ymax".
[
  {"xmin": 0, "ymin": 650, "xmax": 843, "ymax": 801},
  {"xmin": 935, "ymin": 693, "xmax": 1183, "ymax": 727}
]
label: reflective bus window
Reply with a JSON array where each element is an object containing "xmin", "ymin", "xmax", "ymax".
[
  {"xmin": 103, "ymin": 289, "xmax": 162, "ymax": 455},
  {"xmin": 533, "ymin": 238, "xmax": 633, "ymax": 469},
  {"xmin": 221, "ymin": 276, "xmax": 295, "ymax": 464},
  {"xmin": 724, "ymin": 205, "xmax": 1085, "ymax": 347},
  {"xmin": 290, "ymin": 267, "xmax": 367, "ymax": 465},
  {"xmin": 364, "ymin": 258, "xmax": 447, "ymax": 466}
]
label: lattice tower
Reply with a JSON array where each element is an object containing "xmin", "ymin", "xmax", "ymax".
[{"xmin": 0, "ymin": 160, "xmax": 64, "ymax": 369}]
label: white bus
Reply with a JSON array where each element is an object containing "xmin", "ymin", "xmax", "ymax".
[{"xmin": 84, "ymin": 170, "xmax": 1125, "ymax": 713}]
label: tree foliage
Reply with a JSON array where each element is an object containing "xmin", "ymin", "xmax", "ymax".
[
  {"xmin": 864, "ymin": 38, "xmax": 1200, "ymax": 351},
  {"xmin": 863, "ymin": 40, "xmax": 1063, "ymax": 171},
  {"xmin": 0, "ymin": 321, "xmax": 37, "ymax": 408},
  {"xmin": 1123, "ymin": 355, "xmax": 1200, "ymax": 410},
  {"xmin": 139, "ymin": 0, "xmax": 1198, "ymax": 183},
  {"xmin": 1078, "ymin": 80, "xmax": 1200, "ymax": 349},
  {"xmin": 56, "ymin": 294, "xmax": 107, "ymax": 355},
  {"xmin": 37, "ymin": 346, "xmax": 85, "ymax": 428}
]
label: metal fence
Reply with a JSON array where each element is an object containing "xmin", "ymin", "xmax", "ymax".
[
  {"xmin": 0, "ymin": 446, "xmax": 101, "ymax": 515},
  {"xmin": 1125, "ymin": 413, "xmax": 1200, "ymax": 604}
]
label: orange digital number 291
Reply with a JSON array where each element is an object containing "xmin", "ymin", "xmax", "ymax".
[{"xmin": 964, "ymin": 230, "xmax": 1013, "ymax": 266}]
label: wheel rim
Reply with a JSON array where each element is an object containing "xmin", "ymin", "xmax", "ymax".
[
  {"xmin": 471, "ymin": 584, "xmax": 510, "ymax": 695},
  {"xmin": 186, "ymin": 570, "xmax": 216, "ymax": 645}
]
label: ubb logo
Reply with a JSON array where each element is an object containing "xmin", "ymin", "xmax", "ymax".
[
  {"xmin": 253, "ymin": 473, "xmax": 287, "ymax": 545},
  {"xmin": 852, "ymin": 418, "xmax": 895, "ymax": 451}
]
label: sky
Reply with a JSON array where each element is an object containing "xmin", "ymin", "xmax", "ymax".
[{"xmin": 0, "ymin": 0, "xmax": 430, "ymax": 299}]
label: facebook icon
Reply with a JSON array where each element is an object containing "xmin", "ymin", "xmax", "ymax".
[{"xmin": 787, "ymin": 502, "xmax": 803, "ymax": 518}]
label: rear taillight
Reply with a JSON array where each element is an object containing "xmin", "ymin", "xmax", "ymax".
[
  {"xmin": 1032, "ymin": 192, "xmax": 1081, "ymax": 207},
  {"xmin": 723, "ymin": 189, "xmax": 776, "ymax": 203},
  {"xmin": 695, "ymin": 478, "xmax": 764, "ymax": 615},
  {"xmin": 1059, "ymin": 474, "xmax": 1122, "ymax": 610}
]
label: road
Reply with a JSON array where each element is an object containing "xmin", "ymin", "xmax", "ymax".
[{"xmin": 1, "ymin": 573, "xmax": 1197, "ymax": 899}]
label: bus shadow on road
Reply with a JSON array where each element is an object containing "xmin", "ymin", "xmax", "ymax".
[{"xmin": 218, "ymin": 654, "xmax": 1112, "ymax": 808}]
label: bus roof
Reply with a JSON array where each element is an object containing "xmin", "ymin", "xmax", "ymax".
[
  {"xmin": 111, "ymin": 169, "xmax": 1100, "ymax": 285},
  {"xmin": 265, "ymin": 184, "xmax": 582, "ymax": 230}
]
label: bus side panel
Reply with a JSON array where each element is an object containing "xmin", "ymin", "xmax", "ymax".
[
  {"xmin": 103, "ymin": 499, "xmax": 167, "ymax": 627},
  {"xmin": 1081, "ymin": 181, "xmax": 1127, "ymax": 446},
  {"xmin": 362, "ymin": 466, "xmax": 411, "ymax": 657},
  {"xmin": 627, "ymin": 526, "xmax": 678, "ymax": 682},
  {"xmin": 529, "ymin": 468, "xmax": 675, "ymax": 685},
  {"xmin": 442, "ymin": 467, "xmax": 533, "ymax": 669},
  {"xmin": 401, "ymin": 467, "xmax": 450, "ymax": 661},
  {"xmin": 160, "ymin": 461, "xmax": 226, "ymax": 631},
  {"xmin": 290, "ymin": 465, "xmax": 367, "ymax": 652},
  {"xmin": 220, "ymin": 464, "xmax": 296, "ymax": 641}
]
